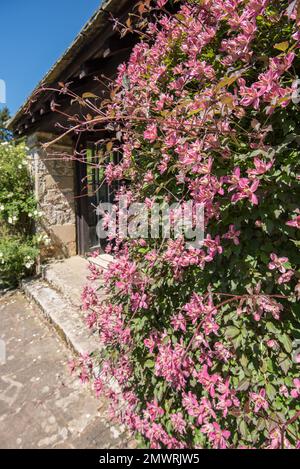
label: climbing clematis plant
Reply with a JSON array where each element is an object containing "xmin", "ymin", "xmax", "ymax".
[{"xmin": 72, "ymin": 0, "xmax": 300, "ymax": 448}]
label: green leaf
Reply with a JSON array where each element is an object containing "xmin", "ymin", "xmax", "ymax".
[
  {"xmin": 274, "ymin": 41, "xmax": 289, "ymax": 51},
  {"xmin": 256, "ymin": 417, "xmax": 266, "ymax": 432},
  {"xmin": 82, "ymin": 92, "xmax": 99, "ymax": 99},
  {"xmin": 237, "ymin": 378, "xmax": 251, "ymax": 391},
  {"xmin": 215, "ymin": 75, "xmax": 238, "ymax": 91},
  {"xmin": 225, "ymin": 326, "xmax": 240, "ymax": 338},
  {"xmin": 279, "ymin": 353, "xmax": 291, "ymax": 375},
  {"xmin": 266, "ymin": 322, "xmax": 280, "ymax": 334},
  {"xmin": 232, "ymin": 334, "xmax": 243, "ymax": 349},
  {"xmin": 239, "ymin": 420, "xmax": 249, "ymax": 438},
  {"xmin": 240, "ymin": 354, "xmax": 249, "ymax": 369},
  {"xmin": 279, "ymin": 334, "xmax": 293, "ymax": 354},
  {"xmin": 266, "ymin": 383, "xmax": 276, "ymax": 401},
  {"xmin": 144, "ymin": 359, "xmax": 154, "ymax": 369}
]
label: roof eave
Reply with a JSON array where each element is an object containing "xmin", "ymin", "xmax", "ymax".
[{"xmin": 8, "ymin": 0, "xmax": 129, "ymax": 131}]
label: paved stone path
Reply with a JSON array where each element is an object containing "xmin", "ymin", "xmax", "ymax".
[{"xmin": 0, "ymin": 291, "xmax": 127, "ymax": 449}]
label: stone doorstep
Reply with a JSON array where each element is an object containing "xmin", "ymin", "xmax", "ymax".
[
  {"xmin": 22, "ymin": 279, "xmax": 100, "ymax": 357},
  {"xmin": 42, "ymin": 256, "xmax": 91, "ymax": 308},
  {"xmin": 89, "ymin": 254, "xmax": 114, "ymax": 269},
  {"xmin": 42, "ymin": 254, "xmax": 113, "ymax": 308},
  {"xmin": 23, "ymin": 254, "xmax": 114, "ymax": 356}
]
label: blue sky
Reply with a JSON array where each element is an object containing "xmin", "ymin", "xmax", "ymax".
[{"xmin": 0, "ymin": 0, "xmax": 101, "ymax": 116}]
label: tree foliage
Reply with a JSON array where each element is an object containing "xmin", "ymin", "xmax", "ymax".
[{"xmin": 0, "ymin": 107, "xmax": 12, "ymax": 142}]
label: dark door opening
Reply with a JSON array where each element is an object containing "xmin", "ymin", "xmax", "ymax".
[{"xmin": 75, "ymin": 142, "xmax": 115, "ymax": 255}]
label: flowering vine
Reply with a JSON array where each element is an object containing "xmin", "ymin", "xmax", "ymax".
[{"xmin": 63, "ymin": 0, "xmax": 300, "ymax": 448}]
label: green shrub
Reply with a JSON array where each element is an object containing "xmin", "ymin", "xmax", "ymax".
[
  {"xmin": 0, "ymin": 141, "xmax": 39, "ymax": 288},
  {"xmin": 0, "ymin": 233, "xmax": 39, "ymax": 288}
]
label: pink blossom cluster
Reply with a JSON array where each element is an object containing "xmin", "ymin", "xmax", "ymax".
[{"xmin": 77, "ymin": 0, "xmax": 300, "ymax": 449}]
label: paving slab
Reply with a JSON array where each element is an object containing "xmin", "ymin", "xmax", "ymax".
[{"xmin": 0, "ymin": 291, "xmax": 128, "ymax": 449}]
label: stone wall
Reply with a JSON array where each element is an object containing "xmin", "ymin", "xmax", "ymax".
[{"xmin": 27, "ymin": 132, "xmax": 76, "ymax": 260}]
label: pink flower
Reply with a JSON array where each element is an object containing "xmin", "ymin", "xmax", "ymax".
[
  {"xmin": 227, "ymin": 169, "xmax": 260, "ymax": 205},
  {"xmin": 68, "ymin": 359, "xmax": 77, "ymax": 374},
  {"xmin": 182, "ymin": 393, "xmax": 216, "ymax": 426},
  {"xmin": 144, "ymin": 421, "xmax": 167, "ymax": 447},
  {"xmin": 268, "ymin": 253, "xmax": 289, "ymax": 273},
  {"xmin": 277, "ymin": 270, "xmax": 294, "ymax": 285},
  {"xmin": 270, "ymin": 52, "xmax": 295, "ymax": 75},
  {"xmin": 286, "ymin": 215, "xmax": 300, "ymax": 229},
  {"xmin": 266, "ymin": 339, "xmax": 279, "ymax": 350},
  {"xmin": 88, "ymin": 249, "xmax": 100, "ymax": 258},
  {"xmin": 239, "ymin": 81, "xmax": 261, "ymax": 109},
  {"xmin": 81, "ymin": 286, "xmax": 98, "ymax": 311},
  {"xmin": 291, "ymin": 379, "xmax": 300, "ymax": 399},
  {"xmin": 157, "ymin": 0, "xmax": 168, "ymax": 8},
  {"xmin": 155, "ymin": 339, "xmax": 193, "ymax": 389},
  {"xmin": 247, "ymin": 157, "xmax": 273, "ymax": 176},
  {"xmin": 203, "ymin": 234, "xmax": 223, "ymax": 257},
  {"xmin": 279, "ymin": 385, "xmax": 289, "ymax": 398},
  {"xmin": 171, "ymin": 313, "xmax": 187, "ymax": 332},
  {"xmin": 195, "ymin": 365, "xmax": 220, "ymax": 398},
  {"xmin": 144, "ymin": 400, "xmax": 165, "ymax": 422},
  {"xmin": 144, "ymin": 123, "xmax": 158, "ymax": 143},
  {"xmin": 201, "ymin": 422, "xmax": 231, "ymax": 449},
  {"xmin": 214, "ymin": 342, "xmax": 233, "ymax": 362},
  {"xmin": 144, "ymin": 332, "xmax": 158, "ymax": 353},
  {"xmin": 87, "ymin": 263, "xmax": 102, "ymax": 281},
  {"xmin": 226, "ymin": 167, "xmax": 242, "ymax": 191},
  {"xmin": 85, "ymin": 311, "xmax": 97, "ymax": 329},
  {"xmin": 203, "ymin": 318, "xmax": 219, "ymax": 336},
  {"xmin": 145, "ymin": 197, "xmax": 155, "ymax": 209},
  {"xmin": 183, "ymin": 293, "xmax": 217, "ymax": 324},
  {"xmin": 94, "ymin": 378, "xmax": 104, "ymax": 398},
  {"xmin": 145, "ymin": 250, "xmax": 158, "ymax": 265},
  {"xmin": 222, "ymin": 224, "xmax": 240, "ymax": 245},
  {"xmin": 170, "ymin": 412, "xmax": 187, "ymax": 434},
  {"xmin": 131, "ymin": 292, "xmax": 149, "ymax": 311},
  {"xmin": 79, "ymin": 368, "xmax": 89, "ymax": 384},
  {"xmin": 267, "ymin": 428, "xmax": 291, "ymax": 449},
  {"xmin": 250, "ymin": 388, "xmax": 269, "ymax": 413},
  {"xmin": 231, "ymin": 179, "xmax": 260, "ymax": 205},
  {"xmin": 255, "ymin": 295, "xmax": 283, "ymax": 321},
  {"xmin": 292, "ymin": 30, "xmax": 300, "ymax": 42},
  {"xmin": 144, "ymin": 171, "xmax": 154, "ymax": 183}
]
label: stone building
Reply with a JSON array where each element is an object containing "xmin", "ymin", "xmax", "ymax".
[{"xmin": 8, "ymin": 0, "xmax": 135, "ymax": 260}]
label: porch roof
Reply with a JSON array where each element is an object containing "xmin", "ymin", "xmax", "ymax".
[{"xmin": 8, "ymin": 0, "xmax": 131, "ymax": 134}]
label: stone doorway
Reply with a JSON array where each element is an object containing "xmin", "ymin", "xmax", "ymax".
[{"xmin": 75, "ymin": 142, "xmax": 115, "ymax": 256}]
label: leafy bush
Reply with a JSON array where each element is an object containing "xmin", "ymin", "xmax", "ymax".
[
  {"xmin": 0, "ymin": 141, "xmax": 39, "ymax": 288},
  {"xmin": 69, "ymin": 0, "xmax": 300, "ymax": 449},
  {"xmin": 0, "ymin": 232, "xmax": 39, "ymax": 288}
]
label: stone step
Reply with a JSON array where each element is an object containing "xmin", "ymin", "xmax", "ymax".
[
  {"xmin": 42, "ymin": 256, "xmax": 90, "ymax": 308},
  {"xmin": 22, "ymin": 279, "xmax": 99, "ymax": 357},
  {"xmin": 42, "ymin": 255, "xmax": 112, "ymax": 308},
  {"xmin": 89, "ymin": 254, "xmax": 114, "ymax": 270}
]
